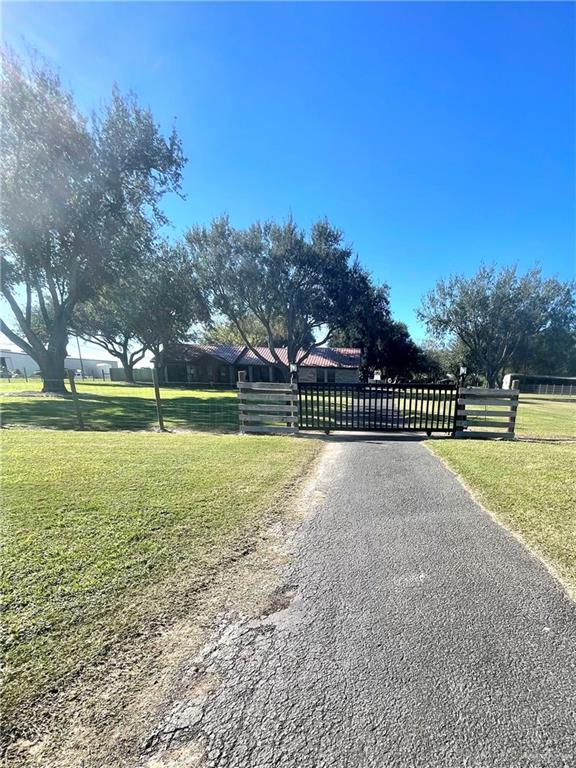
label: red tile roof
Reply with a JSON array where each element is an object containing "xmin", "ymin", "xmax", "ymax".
[
  {"xmin": 164, "ymin": 344, "xmax": 360, "ymax": 369},
  {"xmin": 162, "ymin": 343, "xmax": 244, "ymax": 364}
]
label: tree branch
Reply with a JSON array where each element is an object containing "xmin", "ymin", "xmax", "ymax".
[
  {"xmin": 0, "ymin": 318, "xmax": 35, "ymax": 357},
  {"xmin": 225, "ymin": 306, "xmax": 286, "ymax": 369},
  {"xmin": 296, "ymin": 328, "xmax": 333, "ymax": 365},
  {"xmin": 129, "ymin": 345, "xmax": 147, "ymax": 367},
  {"xmin": 77, "ymin": 332, "xmax": 124, "ymax": 359},
  {"xmin": 1, "ymin": 282, "xmax": 45, "ymax": 356}
]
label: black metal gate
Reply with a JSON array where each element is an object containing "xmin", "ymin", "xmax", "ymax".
[{"xmin": 298, "ymin": 382, "xmax": 457, "ymax": 433}]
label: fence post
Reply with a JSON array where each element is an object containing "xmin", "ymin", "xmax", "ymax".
[
  {"xmin": 237, "ymin": 371, "xmax": 246, "ymax": 434},
  {"xmin": 67, "ymin": 371, "xmax": 85, "ymax": 430},
  {"xmin": 152, "ymin": 367, "xmax": 165, "ymax": 431},
  {"xmin": 23, "ymin": 367, "xmax": 28, "ymax": 383}
]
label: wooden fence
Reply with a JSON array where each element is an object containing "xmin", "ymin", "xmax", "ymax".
[
  {"xmin": 455, "ymin": 387, "xmax": 519, "ymax": 439},
  {"xmin": 237, "ymin": 376, "xmax": 298, "ymax": 435}
]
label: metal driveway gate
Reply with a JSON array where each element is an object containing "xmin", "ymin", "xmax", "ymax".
[{"xmin": 298, "ymin": 382, "xmax": 457, "ymax": 434}]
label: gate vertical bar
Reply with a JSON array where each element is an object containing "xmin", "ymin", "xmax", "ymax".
[
  {"xmin": 350, "ymin": 385, "xmax": 354, "ymax": 429},
  {"xmin": 401, "ymin": 386, "xmax": 406, "ymax": 429},
  {"xmin": 424, "ymin": 386, "xmax": 431, "ymax": 431}
]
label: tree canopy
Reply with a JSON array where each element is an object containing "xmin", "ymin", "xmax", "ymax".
[
  {"xmin": 0, "ymin": 49, "xmax": 184, "ymax": 391},
  {"xmin": 418, "ymin": 265, "xmax": 576, "ymax": 387},
  {"xmin": 331, "ymin": 281, "xmax": 432, "ymax": 380},
  {"xmin": 187, "ymin": 217, "xmax": 367, "ymax": 378},
  {"xmin": 198, "ymin": 315, "xmax": 296, "ymax": 348}
]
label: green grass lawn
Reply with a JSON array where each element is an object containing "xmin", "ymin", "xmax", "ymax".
[
  {"xmin": 0, "ymin": 379, "xmax": 238, "ymax": 431},
  {"xmin": 1, "ymin": 428, "xmax": 319, "ymax": 734},
  {"xmin": 515, "ymin": 394, "xmax": 576, "ymax": 438}
]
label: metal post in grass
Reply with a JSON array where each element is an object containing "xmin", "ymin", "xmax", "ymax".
[
  {"xmin": 152, "ymin": 366, "xmax": 165, "ymax": 431},
  {"xmin": 67, "ymin": 371, "xmax": 85, "ymax": 430},
  {"xmin": 237, "ymin": 370, "xmax": 246, "ymax": 433},
  {"xmin": 23, "ymin": 367, "xmax": 28, "ymax": 382}
]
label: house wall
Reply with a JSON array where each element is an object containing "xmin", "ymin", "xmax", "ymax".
[
  {"xmin": 297, "ymin": 367, "xmax": 359, "ymax": 384},
  {"xmin": 297, "ymin": 368, "xmax": 316, "ymax": 383},
  {"xmin": 158, "ymin": 354, "xmax": 360, "ymax": 387},
  {"xmin": 335, "ymin": 368, "xmax": 359, "ymax": 383}
]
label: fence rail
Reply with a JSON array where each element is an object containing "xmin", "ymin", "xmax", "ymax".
[
  {"xmin": 237, "ymin": 378, "xmax": 298, "ymax": 435},
  {"xmin": 521, "ymin": 383, "xmax": 576, "ymax": 396},
  {"xmin": 455, "ymin": 387, "xmax": 519, "ymax": 439}
]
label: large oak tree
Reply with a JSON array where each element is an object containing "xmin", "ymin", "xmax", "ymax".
[
  {"xmin": 418, "ymin": 265, "xmax": 576, "ymax": 387},
  {"xmin": 186, "ymin": 216, "xmax": 367, "ymax": 380},
  {"xmin": 1, "ymin": 50, "xmax": 184, "ymax": 391}
]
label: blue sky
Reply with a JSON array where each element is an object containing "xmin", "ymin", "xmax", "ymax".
[{"xmin": 3, "ymin": 1, "xmax": 575, "ymax": 345}]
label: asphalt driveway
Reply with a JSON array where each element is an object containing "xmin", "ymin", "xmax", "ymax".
[{"xmin": 148, "ymin": 438, "xmax": 576, "ymax": 768}]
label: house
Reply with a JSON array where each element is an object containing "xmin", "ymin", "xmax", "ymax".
[{"xmin": 160, "ymin": 343, "xmax": 361, "ymax": 385}]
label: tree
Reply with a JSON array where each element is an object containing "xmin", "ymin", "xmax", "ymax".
[
  {"xmin": 0, "ymin": 50, "xmax": 184, "ymax": 392},
  {"xmin": 418, "ymin": 265, "xmax": 576, "ymax": 387},
  {"xmin": 331, "ymin": 282, "xmax": 429, "ymax": 380},
  {"xmin": 421, "ymin": 338, "xmax": 472, "ymax": 380},
  {"xmin": 72, "ymin": 274, "xmax": 149, "ymax": 383},
  {"xmin": 509, "ymin": 310, "xmax": 576, "ymax": 377},
  {"xmin": 186, "ymin": 217, "xmax": 366, "ymax": 380},
  {"xmin": 198, "ymin": 315, "xmax": 292, "ymax": 347},
  {"xmin": 134, "ymin": 242, "xmax": 209, "ymax": 371}
]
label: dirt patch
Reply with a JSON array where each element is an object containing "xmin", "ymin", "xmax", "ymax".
[
  {"xmin": 260, "ymin": 583, "xmax": 299, "ymax": 616},
  {"xmin": 6, "ymin": 442, "xmax": 331, "ymax": 768}
]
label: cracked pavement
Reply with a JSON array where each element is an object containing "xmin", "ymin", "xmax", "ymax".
[{"xmin": 144, "ymin": 438, "xmax": 576, "ymax": 768}]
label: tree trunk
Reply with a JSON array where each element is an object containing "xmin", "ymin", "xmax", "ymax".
[
  {"xmin": 40, "ymin": 351, "xmax": 68, "ymax": 393},
  {"xmin": 486, "ymin": 370, "xmax": 497, "ymax": 389},
  {"xmin": 119, "ymin": 353, "xmax": 136, "ymax": 384},
  {"xmin": 40, "ymin": 325, "xmax": 69, "ymax": 393},
  {"xmin": 124, "ymin": 365, "xmax": 135, "ymax": 384}
]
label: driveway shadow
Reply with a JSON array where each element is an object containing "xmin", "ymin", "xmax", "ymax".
[{"xmin": 296, "ymin": 431, "xmax": 452, "ymax": 444}]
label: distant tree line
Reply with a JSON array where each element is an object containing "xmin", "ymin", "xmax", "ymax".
[{"xmin": 2, "ymin": 49, "xmax": 574, "ymax": 391}]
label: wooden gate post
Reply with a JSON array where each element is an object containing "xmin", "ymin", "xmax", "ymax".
[
  {"xmin": 456, "ymin": 387, "xmax": 519, "ymax": 439},
  {"xmin": 68, "ymin": 371, "xmax": 85, "ymax": 430},
  {"xmin": 152, "ymin": 367, "xmax": 165, "ymax": 431},
  {"xmin": 237, "ymin": 376, "xmax": 298, "ymax": 435}
]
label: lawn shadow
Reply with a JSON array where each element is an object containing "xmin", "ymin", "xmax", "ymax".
[{"xmin": 1, "ymin": 392, "xmax": 239, "ymax": 432}]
